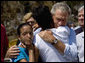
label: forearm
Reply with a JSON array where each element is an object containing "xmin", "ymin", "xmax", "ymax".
[
  {"xmin": 53, "ymin": 39, "xmax": 78, "ymax": 61},
  {"xmin": 53, "ymin": 40, "xmax": 65, "ymax": 54},
  {"xmin": 34, "ymin": 46, "xmax": 39, "ymax": 62},
  {"xmin": 29, "ymin": 49, "xmax": 35, "ymax": 62}
]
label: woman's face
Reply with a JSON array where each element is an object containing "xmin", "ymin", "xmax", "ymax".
[{"xmin": 19, "ymin": 25, "xmax": 33, "ymax": 46}]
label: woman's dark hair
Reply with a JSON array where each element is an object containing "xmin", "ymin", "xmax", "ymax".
[
  {"xmin": 17, "ymin": 22, "xmax": 32, "ymax": 36},
  {"xmin": 32, "ymin": 5, "xmax": 54, "ymax": 30}
]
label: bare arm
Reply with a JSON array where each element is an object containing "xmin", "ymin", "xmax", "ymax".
[
  {"xmin": 26, "ymin": 44, "xmax": 37, "ymax": 62},
  {"xmin": 52, "ymin": 40, "xmax": 65, "ymax": 54},
  {"xmin": 28, "ymin": 49, "xmax": 35, "ymax": 62},
  {"xmin": 27, "ymin": 45, "xmax": 39, "ymax": 62},
  {"xmin": 34, "ymin": 46, "xmax": 39, "ymax": 62}
]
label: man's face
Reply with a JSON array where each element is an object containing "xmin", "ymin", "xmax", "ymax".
[
  {"xmin": 52, "ymin": 9, "xmax": 68, "ymax": 28},
  {"xmin": 19, "ymin": 25, "xmax": 33, "ymax": 46},
  {"xmin": 78, "ymin": 9, "xmax": 84, "ymax": 27}
]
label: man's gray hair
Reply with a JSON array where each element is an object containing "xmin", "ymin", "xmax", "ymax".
[
  {"xmin": 51, "ymin": 2, "xmax": 71, "ymax": 16},
  {"xmin": 78, "ymin": 6, "xmax": 84, "ymax": 12}
]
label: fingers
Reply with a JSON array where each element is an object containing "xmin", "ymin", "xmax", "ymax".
[
  {"xmin": 11, "ymin": 45, "xmax": 18, "ymax": 48},
  {"xmin": 39, "ymin": 31, "xmax": 44, "ymax": 36},
  {"xmin": 39, "ymin": 30, "xmax": 52, "ymax": 38},
  {"xmin": 10, "ymin": 53, "xmax": 19, "ymax": 56},
  {"xmin": 9, "ymin": 50, "xmax": 20, "ymax": 58},
  {"xmin": 11, "ymin": 48, "xmax": 20, "ymax": 50},
  {"xmin": 10, "ymin": 50, "xmax": 20, "ymax": 53},
  {"xmin": 10, "ymin": 53, "xmax": 20, "ymax": 58},
  {"xmin": 9, "ymin": 45, "xmax": 19, "ymax": 51},
  {"xmin": 44, "ymin": 30, "xmax": 53, "ymax": 34}
]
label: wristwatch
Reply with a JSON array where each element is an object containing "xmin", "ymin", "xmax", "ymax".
[{"xmin": 52, "ymin": 39, "xmax": 58, "ymax": 45}]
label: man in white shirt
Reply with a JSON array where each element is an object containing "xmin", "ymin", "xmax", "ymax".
[
  {"xmin": 35, "ymin": 3, "xmax": 78, "ymax": 62},
  {"xmin": 34, "ymin": 26, "xmax": 71, "ymax": 62},
  {"xmin": 75, "ymin": 6, "xmax": 84, "ymax": 62}
]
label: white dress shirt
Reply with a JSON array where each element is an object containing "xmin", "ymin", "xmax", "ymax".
[{"xmin": 33, "ymin": 26, "xmax": 78, "ymax": 62}]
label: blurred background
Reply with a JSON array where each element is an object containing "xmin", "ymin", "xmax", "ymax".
[{"xmin": 1, "ymin": 1, "xmax": 84, "ymax": 47}]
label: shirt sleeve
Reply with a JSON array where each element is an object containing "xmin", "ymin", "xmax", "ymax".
[
  {"xmin": 63, "ymin": 28, "xmax": 78, "ymax": 62},
  {"xmin": 33, "ymin": 34, "xmax": 39, "ymax": 48}
]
